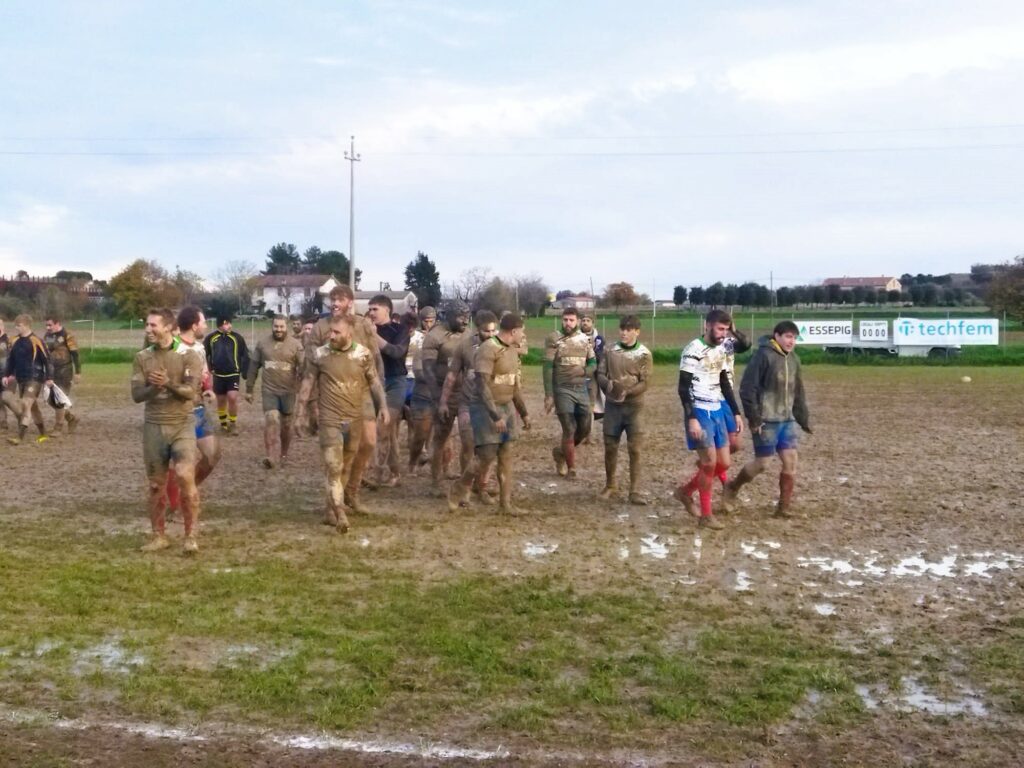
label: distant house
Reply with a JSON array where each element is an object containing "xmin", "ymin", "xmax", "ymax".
[
  {"xmin": 551, "ymin": 295, "xmax": 596, "ymax": 311},
  {"xmin": 823, "ymin": 276, "xmax": 902, "ymax": 293},
  {"xmin": 353, "ymin": 290, "xmax": 418, "ymax": 317},
  {"xmin": 252, "ymin": 274, "xmax": 338, "ymax": 316}
]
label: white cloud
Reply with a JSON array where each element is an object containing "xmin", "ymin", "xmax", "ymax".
[
  {"xmin": 0, "ymin": 203, "xmax": 70, "ymax": 235},
  {"xmin": 723, "ymin": 24, "xmax": 1024, "ymax": 103}
]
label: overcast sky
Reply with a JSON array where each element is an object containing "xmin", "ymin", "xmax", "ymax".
[{"xmin": 2, "ymin": 1, "xmax": 1023, "ymax": 296}]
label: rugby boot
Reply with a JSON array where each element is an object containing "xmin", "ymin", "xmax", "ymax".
[
  {"xmin": 347, "ymin": 491, "xmax": 371, "ymax": 515},
  {"xmin": 335, "ymin": 510, "xmax": 351, "ymax": 534},
  {"xmin": 183, "ymin": 536, "xmax": 199, "ymax": 555},
  {"xmin": 322, "ymin": 507, "xmax": 339, "ymax": 526},
  {"xmin": 448, "ymin": 484, "xmax": 471, "ymax": 513},
  {"xmin": 598, "ymin": 485, "xmax": 617, "ymax": 501},
  {"xmin": 672, "ymin": 485, "xmax": 699, "ymax": 518},
  {"xmin": 66, "ymin": 411, "xmax": 79, "ymax": 434},
  {"xmin": 698, "ymin": 514, "xmax": 725, "ymax": 530},
  {"xmin": 262, "ymin": 457, "xmax": 275, "ymax": 469},
  {"xmin": 141, "ymin": 534, "xmax": 171, "ymax": 552},
  {"xmin": 472, "ymin": 487, "xmax": 497, "ymax": 506},
  {"xmin": 628, "ymin": 492, "xmax": 648, "ymax": 506},
  {"xmin": 552, "ymin": 446, "xmax": 567, "ymax": 477},
  {"xmin": 35, "ymin": 434, "xmax": 50, "ymax": 444},
  {"xmin": 773, "ymin": 500, "xmax": 793, "ymax": 519},
  {"xmin": 721, "ymin": 482, "xmax": 738, "ymax": 514}
]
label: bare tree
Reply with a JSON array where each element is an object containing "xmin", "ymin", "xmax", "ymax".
[
  {"xmin": 443, "ymin": 267, "xmax": 493, "ymax": 306},
  {"xmin": 511, "ymin": 273, "xmax": 551, "ymax": 317},
  {"xmin": 213, "ymin": 260, "xmax": 260, "ymax": 313}
]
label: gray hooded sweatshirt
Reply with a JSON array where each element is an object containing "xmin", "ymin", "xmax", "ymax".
[{"xmin": 739, "ymin": 335, "xmax": 811, "ymax": 431}]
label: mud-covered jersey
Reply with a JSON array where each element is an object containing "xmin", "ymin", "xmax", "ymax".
[
  {"xmin": 600, "ymin": 341, "xmax": 652, "ymax": 402},
  {"xmin": 44, "ymin": 328, "xmax": 79, "ymax": 373},
  {"xmin": 132, "ymin": 340, "xmax": 201, "ymax": 425},
  {"xmin": 0, "ymin": 333, "xmax": 9, "ymax": 372},
  {"xmin": 679, "ymin": 337, "xmax": 729, "ymax": 411},
  {"xmin": 544, "ymin": 329, "xmax": 595, "ymax": 390},
  {"xmin": 450, "ymin": 332, "xmax": 489, "ymax": 407},
  {"xmin": 308, "ymin": 342, "xmax": 377, "ymax": 424},
  {"xmin": 174, "ymin": 336, "xmax": 210, "ymax": 401},
  {"xmin": 306, "ymin": 315, "xmax": 380, "ymax": 376},
  {"xmin": 421, "ymin": 324, "xmax": 465, "ymax": 388},
  {"xmin": 249, "ymin": 334, "xmax": 303, "ymax": 396},
  {"xmin": 475, "ymin": 336, "xmax": 521, "ymax": 407}
]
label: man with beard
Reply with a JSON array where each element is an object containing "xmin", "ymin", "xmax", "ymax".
[
  {"xmin": 163, "ymin": 306, "xmax": 222, "ymax": 522},
  {"xmin": 43, "ymin": 315, "xmax": 82, "ymax": 435},
  {"xmin": 304, "ymin": 285, "xmax": 384, "ymax": 513},
  {"xmin": 596, "ymin": 315, "xmax": 652, "ymax": 505},
  {"xmin": 543, "ymin": 307, "xmax": 596, "ymax": 478},
  {"xmin": 132, "ymin": 308, "xmax": 202, "ymax": 554},
  {"xmin": 449, "ymin": 312, "xmax": 531, "ymax": 514},
  {"xmin": 3, "ymin": 314, "xmax": 51, "ymax": 445},
  {"xmin": 295, "ymin": 314, "xmax": 387, "ymax": 533},
  {"xmin": 246, "ymin": 315, "xmax": 304, "ymax": 468},
  {"xmin": 420, "ymin": 300, "xmax": 470, "ymax": 491},
  {"xmin": 672, "ymin": 309, "xmax": 742, "ymax": 530},
  {"xmin": 405, "ymin": 306, "xmax": 437, "ymax": 473},
  {"xmin": 440, "ymin": 309, "xmax": 498, "ymax": 506},
  {"xmin": 580, "ymin": 310, "xmax": 605, "ymax": 425}
]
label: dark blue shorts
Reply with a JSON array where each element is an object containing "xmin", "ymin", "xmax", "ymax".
[
  {"xmin": 752, "ymin": 420, "xmax": 800, "ymax": 457},
  {"xmin": 685, "ymin": 407, "xmax": 729, "ymax": 451}
]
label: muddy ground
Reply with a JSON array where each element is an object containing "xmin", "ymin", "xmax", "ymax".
[{"xmin": 1, "ymin": 364, "xmax": 1022, "ymax": 766}]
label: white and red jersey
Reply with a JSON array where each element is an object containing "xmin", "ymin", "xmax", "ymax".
[
  {"xmin": 175, "ymin": 336, "xmax": 212, "ymax": 393},
  {"xmin": 679, "ymin": 337, "xmax": 729, "ymax": 411}
]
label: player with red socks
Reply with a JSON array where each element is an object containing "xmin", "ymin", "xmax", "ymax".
[
  {"xmin": 673, "ymin": 309, "xmax": 742, "ymax": 530},
  {"xmin": 724, "ymin": 321, "xmax": 811, "ymax": 518}
]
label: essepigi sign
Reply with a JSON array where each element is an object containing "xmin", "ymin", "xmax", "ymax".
[
  {"xmin": 795, "ymin": 320, "xmax": 853, "ymax": 345},
  {"xmin": 893, "ymin": 318, "xmax": 999, "ymax": 345}
]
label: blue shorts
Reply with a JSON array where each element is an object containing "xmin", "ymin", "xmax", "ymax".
[
  {"xmin": 752, "ymin": 420, "xmax": 800, "ymax": 457},
  {"xmin": 685, "ymin": 407, "xmax": 729, "ymax": 451},
  {"xmin": 405, "ymin": 377, "xmax": 415, "ymax": 405},
  {"xmin": 194, "ymin": 405, "xmax": 217, "ymax": 440},
  {"xmin": 721, "ymin": 400, "xmax": 737, "ymax": 434}
]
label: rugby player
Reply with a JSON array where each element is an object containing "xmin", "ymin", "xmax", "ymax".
[
  {"xmin": 580, "ymin": 310, "xmax": 605, "ymax": 425},
  {"xmin": 420, "ymin": 301, "xmax": 470, "ymax": 491},
  {"xmin": 543, "ymin": 307, "xmax": 596, "ymax": 478},
  {"xmin": 204, "ymin": 316, "xmax": 250, "ymax": 435},
  {"xmin": 724, "ymin": 321, "xmax": 812, "ymax": 518},
  {"xmin": 131, "ymin": 308, "xmax": 203, "ymax": 554},
  {"xmin": 0, "ymin": 319, "xmax": 11, "ymax": 432},
  {"xmin": 290, "ymin": 316, "xmax": 304, "ymax": 340},
  {"xmin": 43, "ymin": 315, "xmax": 81, "ymax": 435},
  {"xmin": 367, "ymin": 294, "xmax": 410, "ymax": 486},
  {"xmin": 295, "ymin": 314, "xmax": 387, "ymax": 533},
  {"xmin": 595, "ymin": 315, "xmax": 652, "ymax": 504},
  {"xmin": 163, "ymin": 306, "xmax": 222, "ymax": 521},
  {"xmin": 246, "ymin": 314, "xmax": 304, "ymax": 468},
  {"xmin": 405, "ymin": 306, "xmax": 437, "ymax": 472},
  {"xmin": 3, "ymin": 314, "xmax": 51, "ymax": 444},
  {"xmin": 304, "ymin": 285, "xmax": 384, "ymax": 513},
  {"xmin": 673, "ymin": 309, "xmax": 743, "ymax": 530},
  {"xmin": 440, "ymin": 309, "xmax": 498, "ymax": 505},
  {"xmin": 448, "ymin": 312, "xmax": 530, "ymax": 514}
]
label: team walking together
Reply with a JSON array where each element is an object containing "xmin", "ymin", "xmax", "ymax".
[{"xmin": 5, "ymin": 288, "xmax": 812, "ymax": 555}]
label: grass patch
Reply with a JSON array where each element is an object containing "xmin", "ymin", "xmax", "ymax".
[{"xmin": 0, "ymin": 519, "xmax": 870, "ymax": 744}]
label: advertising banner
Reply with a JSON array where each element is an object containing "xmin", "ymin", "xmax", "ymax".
[{"xmin": 893, "ymin": 318, "xmax": 999, "ymax": 346}]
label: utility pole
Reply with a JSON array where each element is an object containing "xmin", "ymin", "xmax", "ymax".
[{"xmin": 345, "ymin": 136, "xmax": 361, "ymax": 295}]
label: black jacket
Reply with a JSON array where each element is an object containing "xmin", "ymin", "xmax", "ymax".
[
  {"xmin": 4, "ymin": 334, "xmax": 53, "ymax": 383},
  {"xmin": 204, "ymin": 330, "xmax": 250, "ymax": 378}
]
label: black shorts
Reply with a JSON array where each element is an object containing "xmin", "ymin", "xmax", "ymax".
[{"xmin": 212, "ymin": 374, "xmax": 240, "ymax": 395}]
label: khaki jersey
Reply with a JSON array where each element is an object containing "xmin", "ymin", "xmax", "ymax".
[
  {"xmin": 599, "ymin": 341, "xmax": 652, "ymax": 402},
  {"xmin": 475, "ymin": 336, "xmax": 521, "ymax": 407},
  {"xmin": 132, "ymin": 342, "xmax": 201, "ymax": 425},
  {"xmin": 449, "ymin": 332, "xmax": 488, "ymax": 407},
  {"xmin": 306, "ymin": 314, "xmax": 382, "ymax": 381},
  {"xmin": 309, "ymin": 342, "xmax": 378, "ymax": 424},
  {"xmin": 544, "ymin": 330, "xmax": 595, "ymax": 388},
  {"xmin": 421, "ymin": 324, "xmax": 465, "ymax": 388},
  {"xmin": 250, "ymin": 334, "xmax": 303, "ymax": 396},
  {"xmin": 44, "ymin": 329, "xmax": 78, "ymax": 370}
]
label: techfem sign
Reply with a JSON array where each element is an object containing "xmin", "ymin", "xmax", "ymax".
[
  {"xmin": 795, "ymin": 320, "xmax": 853, "ymax": 345},
  {"xmin": 893, "ymin": 317, "xmax": 999, "ymax": 345}
]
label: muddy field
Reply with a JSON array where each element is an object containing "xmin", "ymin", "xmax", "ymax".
[{"xmin": 1, "ymin": 364, "xmax": 1022, "ymax": 766}]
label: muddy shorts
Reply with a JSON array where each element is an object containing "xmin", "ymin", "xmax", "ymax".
[
  {"xmin": 405, "ymin": 377, "xmax": 415, "ymax": 405},
  {"xmin": 53, "ymin": 366, "xmax": 74, "ymax": 392},
  {"xmin": 752, "ymin": 419, "xmax": 800, "ymax": 457},
  {"xmin": 685, "ymin": 407, "xmax": 729, "ymax": 451},
  {"xmin": 16, "ymin": 380, "xmax": 41, "ymax": 399},
  {"xmin": 384, "ymin": 375, "xmax": 406, "ymax": 412},
  {"xmin": 554, "ymin": 384, "xmax": 590, "ymax": 417},
  {"xmin": 143, "ymin": 421, "xmax": 198, "ymax": 480},
  {"xmin": 193, "ymin": 404, "xmax": 218, "ymax": 440},
  {"xmin": 469, "ymin": 401, "xmax": 519, "ymax": 447},
  {"xmin": 721, "ymin": 400, "xmax": 737, "ymax": 434},
  {"xmin": 409, "ymin": 380, "xmax": 435, "ymax": 418},
  {"xmin": 362, "ymin": 396, "xmax": 376, "ymax": 420},
  {"xmin": 319, "ymin": 418, "xmax": 364, "ymax": 452},
  {"xmin": 603, "ymin": 399, "xmax": 644, "ymax": 439},
  {"xmin": 212, "ymin": 374, "xmax": 240, "ymax": 395},
  {"xmin": 262, "ymin": 391, "xmax": 297, "ymax": 416}
]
